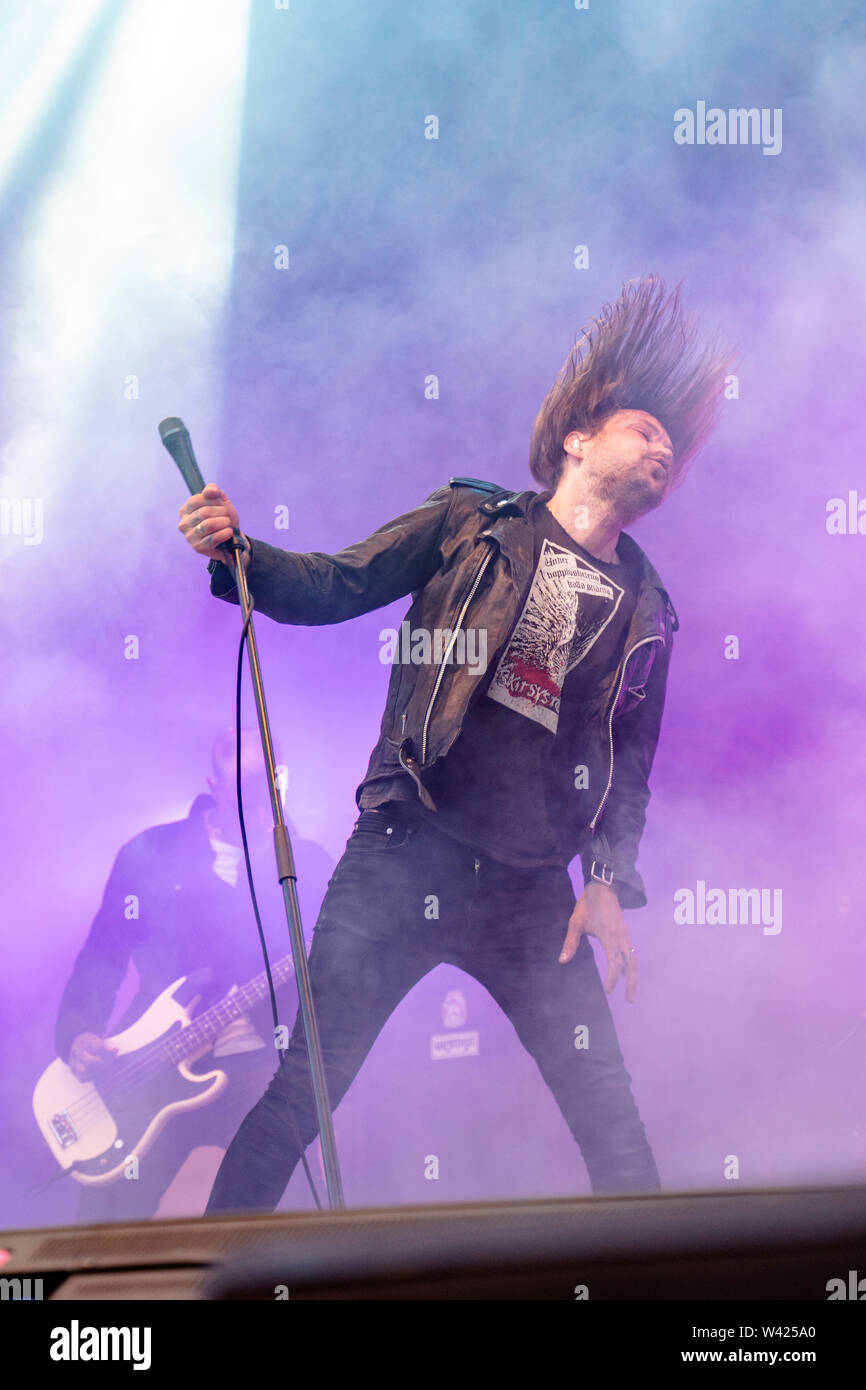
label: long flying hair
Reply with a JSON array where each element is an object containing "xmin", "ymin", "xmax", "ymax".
[{"xmin": 529, "ymin": 274, "xmax": 737, "ymax": 491}]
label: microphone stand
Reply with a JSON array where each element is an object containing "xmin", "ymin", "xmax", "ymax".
[{"xmin": 222, "ymin": 536, "xmax": 345, "ymax": 1210}]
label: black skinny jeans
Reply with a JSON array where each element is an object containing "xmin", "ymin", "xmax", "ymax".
[{"xmin": 205, "ymin": 807, "xmax": 660, "ymax": 1212}]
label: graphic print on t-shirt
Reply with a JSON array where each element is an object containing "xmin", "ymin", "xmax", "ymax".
[{"xmin": 488, "ymin": 537, "xmax": 625, "ymax": 734}]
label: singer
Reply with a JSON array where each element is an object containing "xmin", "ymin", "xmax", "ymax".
[{"xmin": 177, "ymin": 275, "xmax": 735, "ymax": 1211}]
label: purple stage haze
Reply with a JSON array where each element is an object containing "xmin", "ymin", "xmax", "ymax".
[{"xmin": 1, "ymin": 0, "xmax": 864, "ymax": 1229}]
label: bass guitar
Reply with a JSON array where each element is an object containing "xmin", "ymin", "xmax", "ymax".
[{"xmin": 33, "ymin": 954, "xmax": 295, "ymax": 1184}]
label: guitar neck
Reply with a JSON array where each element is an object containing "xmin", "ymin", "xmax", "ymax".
[{"xmin": 166, "ymin": 955, "xmax": 296, "ymax": 1063}]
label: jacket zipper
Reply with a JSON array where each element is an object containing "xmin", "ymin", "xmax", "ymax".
[
  {"xmin": 588, "ymin": 634, "xmax": 664, "ymax": 834},
  {"xmin": 420, "ymin": 544, "xmax": 494, "ymax": 763}
]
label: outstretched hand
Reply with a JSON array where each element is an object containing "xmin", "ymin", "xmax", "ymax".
[{"xmin": 558, "ymin": 881, "xmax": 638, "ymax": 1002}]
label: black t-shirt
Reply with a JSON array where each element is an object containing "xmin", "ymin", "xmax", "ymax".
[{"xmin": 416, "ymin": 500, "xmax": 640, "ymax": 866}]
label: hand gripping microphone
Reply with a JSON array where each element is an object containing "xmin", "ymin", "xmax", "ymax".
[{"xmin": 158, "ymin": 416, "xmax": 246, "ymax": 560}]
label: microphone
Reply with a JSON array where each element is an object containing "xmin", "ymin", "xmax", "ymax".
[
  {"xmin": 159, "ymin": 416, "xmax": 246, "ymax": 559},
  {"xmin": 158, "ymin": 416, "xmax": 206, "ymax": 494}
]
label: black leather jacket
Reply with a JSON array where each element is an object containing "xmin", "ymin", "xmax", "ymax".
[{"xmin": 209, "ymin": 478, "xmax": 679, "ymax": 908}]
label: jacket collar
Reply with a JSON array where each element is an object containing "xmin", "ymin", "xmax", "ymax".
[{"xmin": 477, "ymin": 485, "xmax": 679, "ymax": 632}]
